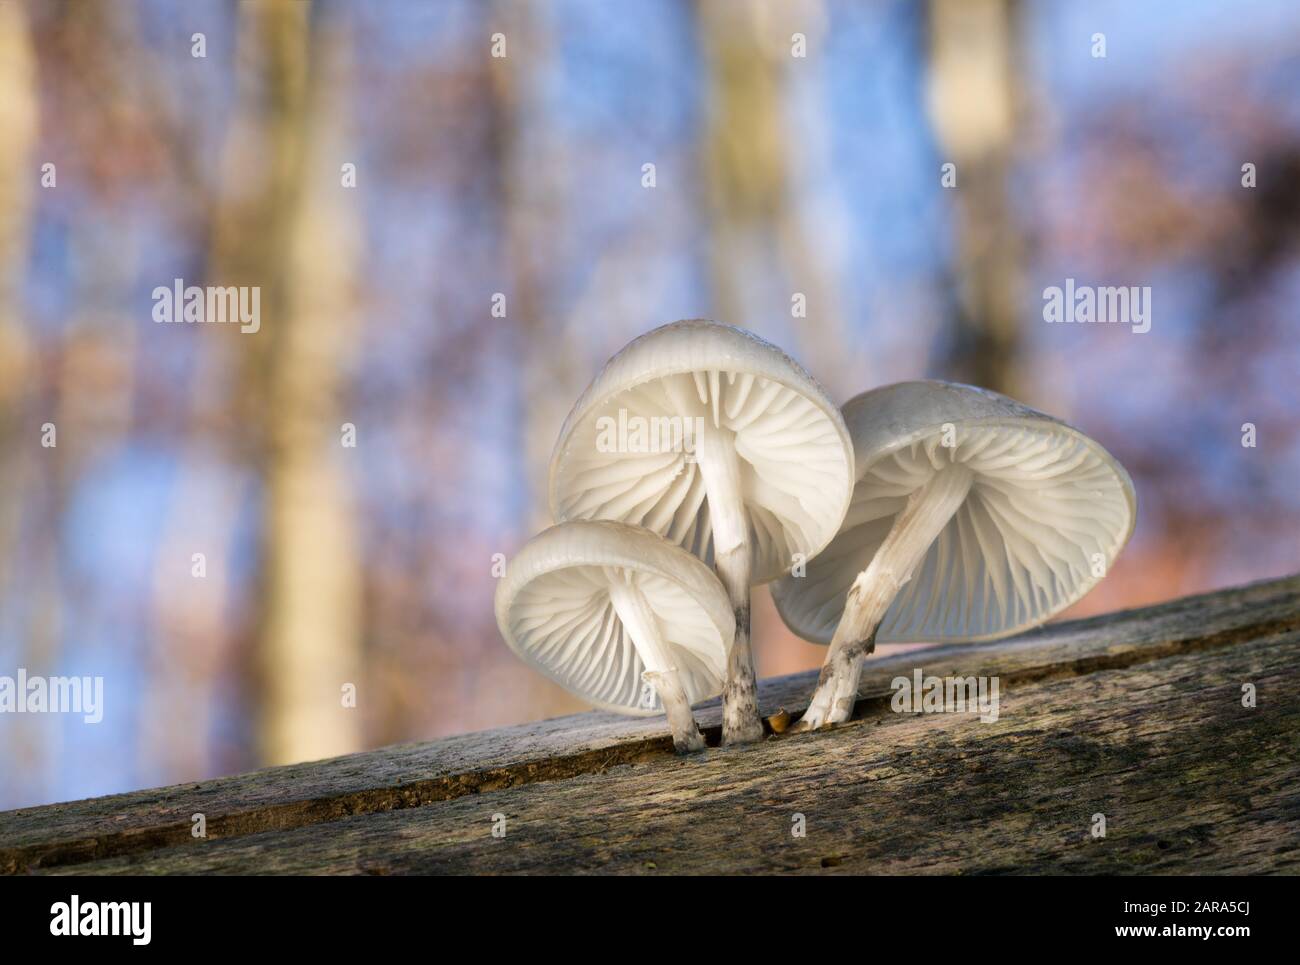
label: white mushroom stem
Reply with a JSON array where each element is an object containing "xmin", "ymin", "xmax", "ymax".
[
  {"xmin": 607, "ymin": 573, "xmax": 705, "ymax": 753},
  {"xmin": 796, "ymin": 464, "xmax": 975, "ymax": 731},
  {"xmin": 694, "ymin": 421, "xmax": 764, "ymax": 745}
]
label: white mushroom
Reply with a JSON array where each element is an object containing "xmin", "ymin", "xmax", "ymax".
[
  {"xmin": 550, "ymin": 320, "xmax": 854, "ymax": 745},
  {"xmin": 495, "ymin": 520, "xmax": 734, "ymax": 753},
  {"xmin": 772, "ymin": 381, "xmax": 1137, "ymax": 730}
]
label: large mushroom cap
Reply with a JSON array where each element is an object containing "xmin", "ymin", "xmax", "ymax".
[
  {"xmin": 495, "ymin": 520, "xmax": 734, "ymax": 716},
  {"xmin": 772, "ymin": 381, "xmax": 1137, "ymax": 644},
  {"xmin": 549, "ymin": 320, "xmax": 854, "ymax": 584}
]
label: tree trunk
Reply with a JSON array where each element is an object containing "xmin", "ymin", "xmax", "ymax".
[
  {"xmin": 212, "ymin": 0, "xmax": 363, "ymax": 766},
  {"xmin": 926, "ymin": 0, "xmax": 1024, "ymax": 396}
]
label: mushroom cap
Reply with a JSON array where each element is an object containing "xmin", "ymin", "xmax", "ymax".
[
  {"xmin": 772, "ymin": 381, "xmax": 1137, "ymax": 644},
  {"xmin": 549, "ymin": 320, "xmax": 855, "ymax": 584},
  {"xmin": 495, "ymin": 520, "xmax": 735, "ymax": 716}
]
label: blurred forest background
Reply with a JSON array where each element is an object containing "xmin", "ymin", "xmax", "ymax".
[{"xmin": 2, "ymin": 0, "xmax": 1299, "ymax": 810}]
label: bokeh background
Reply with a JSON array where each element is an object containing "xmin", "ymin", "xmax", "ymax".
[{"xmin": 2, "ymin": 0, "xmax": 1298, "ymax": 810}]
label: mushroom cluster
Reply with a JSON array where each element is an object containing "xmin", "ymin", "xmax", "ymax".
[{"xmin": 497, "ymin": 323, "xmax": 1136, "ymax": 753}]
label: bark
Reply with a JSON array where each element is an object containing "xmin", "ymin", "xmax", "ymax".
[{"xmin": 4, "ymin": 575, "xmax": 1297, "ymax": 875}]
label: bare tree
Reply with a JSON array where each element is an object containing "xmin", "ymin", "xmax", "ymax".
[
  {"xmin": 211, "ymin": 0, "xmax": 363, "ymax": 765},
  {"xmin": 0, "ymin": 0, "xmax": 37, "ymax": 595},
  {"xmin": 487, "ymin": 1, "xmax": 588, "ymax": 532},
  {"xmin": 695, "ymin": 0, "xmax": 848, "ymax": 383},
  {"xmin": 926, "ymin": 0, "xmax": 1024, "ymax": 396}
]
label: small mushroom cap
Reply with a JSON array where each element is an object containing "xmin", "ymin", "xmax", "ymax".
[
  {"xmin": 495, "ymin": 520, "xmax": 735, "ymax": 716},
  {"xmin": 549, "ymin": 320, "xmax": 855, "ymax": 584},
  {"xmin": 772, "ymin": 381, "xmax": 1137, "ymax": 644}
]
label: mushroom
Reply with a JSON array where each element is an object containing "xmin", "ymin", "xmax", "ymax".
[
  {"xmin": 495, "ymin": 519, "xmax": 735, "ymax": 753},
  {"xmin": 772, "ymin": 380, "xmax": 1136, "ymax": 730},
  {"xmin": 550, "ymin": 320, "xmax": 855, "ymax": 745}
]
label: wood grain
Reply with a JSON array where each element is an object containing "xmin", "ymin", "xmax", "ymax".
[{"xmin": 3, "ymin": 575, "xmax": 1298, "ymax": 875}]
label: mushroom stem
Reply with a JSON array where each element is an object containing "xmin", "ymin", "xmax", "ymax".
[
  {"xmin": 641, "ymin": 670, "xmax": 705, "ymax": 754},
  {"xmin": 608, "ymin": 573, "xmax": 706, "ymax": 753},
  {"xmin": 796, "ymin": 464, "xmax": 974, "ymax": 731},
  {"xmin": 695, "ymin": 422, "xmax": 764, "ymax": 745}
]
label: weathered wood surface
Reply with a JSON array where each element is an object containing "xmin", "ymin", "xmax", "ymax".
[{"xmin": 3, "ymin": 575, "xmax": 1298, "ymax": 874}]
